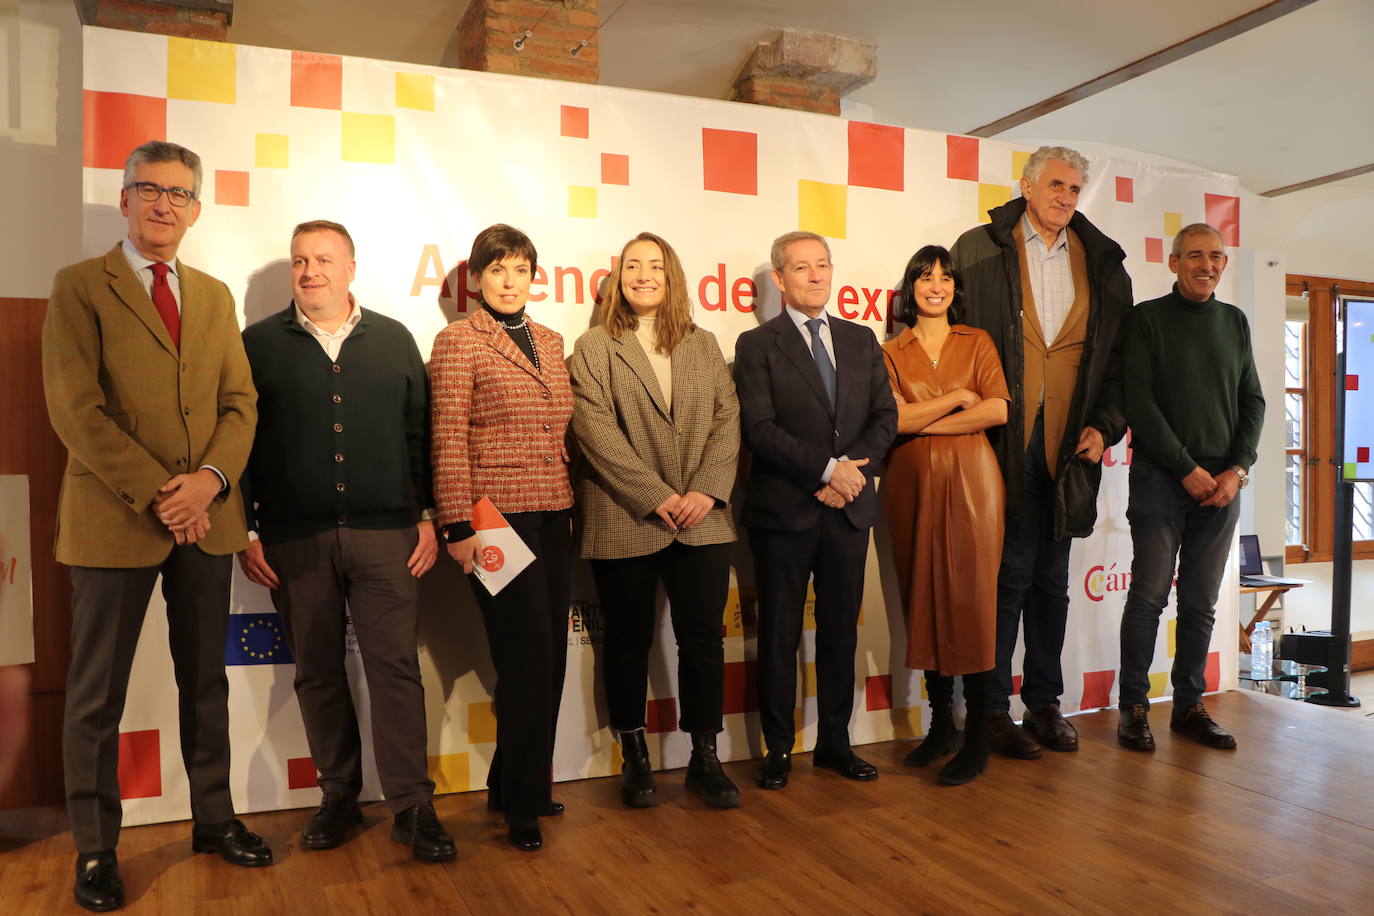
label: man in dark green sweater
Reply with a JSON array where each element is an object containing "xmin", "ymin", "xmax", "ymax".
[
  {"xmin": 1116, "ymin": 223, "xmax": 1265, "ymax": 751},
  {"xmin": 238, "ymin": 220, "xmax": 454, "ymax": 861}
]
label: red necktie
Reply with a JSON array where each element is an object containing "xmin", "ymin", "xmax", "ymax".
[{"xmin": 150, "ymin": 261, "xmax": 181, "ymax": 348}]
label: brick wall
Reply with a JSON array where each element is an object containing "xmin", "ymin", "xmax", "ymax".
[
  {"xmin": 78, "ymin": 0, "xmax": 231, "ymax": 40},
  {"xmin": 458, "ymin": 0, "xmax": 599, "ymax": 84}
]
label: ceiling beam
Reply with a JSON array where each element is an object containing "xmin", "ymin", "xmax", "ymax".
[
  {"xmin": 966, "ymin": 0, "xmax": 1319, "ymax": 138},
  {"xmin": 1261, "ymin": 163, "xmax": 1374, "ymax": 197}
]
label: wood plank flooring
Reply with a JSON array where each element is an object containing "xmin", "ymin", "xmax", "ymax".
[{"xmin": 3, "ymin": 688, "xmax": 1372, "ymax": 914}]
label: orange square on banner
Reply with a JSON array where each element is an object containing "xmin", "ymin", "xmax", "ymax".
[
  {"xmin": 83, "ymin": 91, "xmax": 167, "ymax": 170},
  {"xmin": 286, "ymin": 756, "xmax": 318, "ymax": 790},
  {"xmin": 291, "ymin": 51, "xmax": 343, "ymax": 110},
  {"xmin": 848, "ymin": 121, "xmax": 903, "ymax": 191},
  {"xmin": 1116, "ymin": 176, "xmax": 1134, "ymax": 202},
  {"xmin": 946, "ymin": 134, "xmax": 979, "ymax": 181},
  {"xmin": 117, "ymin": 729, "xmax": 161, "ymax": 800},
  {"xmin": 215, "ymin": 170, "xmax": 249, "ymax": 206},
  {"xmin": 601, "ymin": 153, "xmax": 629, "ymax": 185},
  {"xmin": 1204, "ymin": 194, "xmax": 1241, "ymax": 246},
  {"xmin": 645, "ymin": 698, "xmax": 677, "ymax": 733},
  {"xmin": 1011, "ymin": 674, "xmax": 1022, "ymax": 696},
  {"xmin": 1204, "ymin": 651, "xmax": 1221, "ymax": 692},
  {"xmin": 1080, "ymin": 670, "xmax": 1116, "ymax": 711},
  {"xmin": 560, "ymin": 105, "xmax": 589, "ymax": 138},
  {"xmin": 865, "ymin": 674, "xmax": 892, "ymax": 711},
  {"xmin": 702, "ymin": 128, "xmax": 757, "ymax": 195},
  {"xmin": 722, "ymin": 659, "xmax": 758, "ymax": 715},
  {"xmin": 1145, "ymin": 237, "xmax": 1164, "ymax": 263}
]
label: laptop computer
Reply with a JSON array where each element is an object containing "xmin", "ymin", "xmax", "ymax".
[{"xmin": 1239, "ymin": 534, "xmax": 1307, "ymax": 587}]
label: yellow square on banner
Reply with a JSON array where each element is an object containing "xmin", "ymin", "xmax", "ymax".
[
  {"xmin": 568, "ymin": 186, "xmax": 597, "ymax": 218},
  {"xmin": 466, "ymin": 700, "xmax": 497, "ymax": 744},
  {"xmin": 1164, "ymin": 212, "xmax": 1183, "ymax": 238},
  {"xmin": 723, "ymin": 587, "xmax": 745, "ymax": 638},
  {"xmin": 167, "ymin": 37, "xmax": 236, "ymax": 105},
  {"xmin": 978, "ymin": 184, "xmax": 1013, "ymax": 223},
  {"xmin": 610, "ymin": 741, "xmax": 623, "ymax": 775},
  {"xmin": 342, "ymin": 112, "xmax": 396, "ymax": 164},
  {"xmin": 1011, "ymin": 150, "xmax": 1031, "ymax": 181},
  {"xmin": 798, "ymin": 180, "xmax": 847, "ymax": 239},
  {"xmin": 894, "ymin": 705, "xmax": 922, "ymax": 740},
  {"xmin": 802, "ymin": 583, "xmax": 817, "ymax": 631},
  {"xmin": 1148, "ymin": 672, "xmax": 1169, "ymax": 699},
  {"xmin": 791, "ymin": 707, "xmax": 806, "ymax": 754},
  {"xmin": 427, "ymin": 753, "xmax": 470, "ymax": 794},
  {"xmin": 255, "ymin": 133, "xmax": 289, "ymax": 169},
  {"xmin": 1167, "ymin": 619, "xmax": 1178, "ymax": 658},
  {"xmin": 395, "ymin": 71, "xmax": 436, "ymax": 111},
  {"xmin": 802, "ymin": 662, "xmax": 817, "ymax": 699}
]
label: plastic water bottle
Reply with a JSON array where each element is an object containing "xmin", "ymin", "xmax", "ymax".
[{"xmin": 1251, "ymin": 621, "xmax": 1274, "ymax": 679}]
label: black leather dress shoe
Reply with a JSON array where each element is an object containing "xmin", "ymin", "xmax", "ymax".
[
  {"xmin": 812, "ymin": 748, "xmax": 878, "ymax": 781},
  {"xmin": 1117, "ymin": 704, "xmax": 1156, "ymax": 752},
  {"xmin": 392, "ymin": 803, "xmax": 457, "ymax": 862},
  {"xmin": 487, "ymin": 794, "xmax": 565, "ymax": 817},
  {"xmin": 74, "ymin": 850, "xmax": 123, "ymax": 912},
  {"xmin": 755, "ymin": 750, "xmax": 790, "ymax": 790},
  {"xmin": 302, "ymin": 793, "xmax": 363, "ymax": 849},
  {"xmin": 988, "ymin": 710, "xmax": 1042, "ymax": 759},
  {"xmin": 191, "ymin": 819, "xmax": 273, "ymax": 866},
  {"xmin": 1171, "ymin": 702, "xmax": 1237, "ymax": 749},
  {"xmin": 1022, "ymin": 702, "xmax": 1079, "ymax": 752},
  {"xmin": 508, "ymin": 819, "xmax": 543, "ymax": 852}
]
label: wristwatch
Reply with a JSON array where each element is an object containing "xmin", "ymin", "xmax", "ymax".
[{"xmin": 1230, "ymin": 465, "xmax": 1249, "ymax": 488}]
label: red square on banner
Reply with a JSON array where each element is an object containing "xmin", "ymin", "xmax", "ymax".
[
  {"xmin": 560, "ymin": 105, "xmax": 589, "ymax": 139},
  {"xmin": 215, "ymin": 170, "xmax": 250, "ymax": 206},
  {"xmin": 1080, "ymin": 669, "xmax": 1117, "ymax": 711},
  {"xmin": 1204, "ymin": 651, "xmax": 1221, "ymax": 693},
  {"xmin": 1011, "ymin": 675, "xmax": 1022, "ymax": 696},
  {"xmin": 117, "ymin": 730, "xmax": 161, "ymax": 800},
  {"xmin": 287, "ymin": 756, "xmax": 319, "ymax": 790},
  {"xmin": 291, "ymin": 51, "xmax": 343, "ymax": 110},
  {"xmin": 946, "ymin": 135, "xmax": 979, "ymax": 182},
  {"xmin": 84, "ymin": 91, "xmax": 167, "ymax": 170},
  {"xmin": 722, "ymin": 660, "xmax": 758, "ymax": 715},
  {"xmin": 864, "ymin": 674, "xmax": 892, "ymax": 711},
  {"xmin": 702, "ymin": 128, "xmax": 758, "ymax": 195},
  {"xmin": 1116, "ymin": 176, "xmax": 1134, "ymax": 202},
  {"xmin": 645, "ymin": 698, "xmax": 677, "ymax": 734},
  {"xmin": 1204, "ymin": 193, "xmax": 1241, "ymax": 246},
  {"xmin": 1145, "ymin": 237, "xmax": 1164, "ymax": 263},
  {"xmin": 848, "ymin": 121, "xmax": 904, "ymax": 191},
  {"xmin": 1358, "ymin": 447, "xmax": 1370, "ymax": 463},
  {"xmin": 601, "ymin": 153, "xmax": 629, "ymax": 185},
  {"xmin": 1346, "ymin": 375, "xmax": 1359, "ymax": 391}
]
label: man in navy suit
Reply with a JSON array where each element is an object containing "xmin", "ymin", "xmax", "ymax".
[{"xmin": 734, "ymin": 231, "xmax": 897, "ymax": 789}]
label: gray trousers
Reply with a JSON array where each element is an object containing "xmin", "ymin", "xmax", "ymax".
[
  {"xmin": 264, "ymin": 526, "xmax": 434, "ymax": 813},
  {"xmin": 65, "ymin": 546, "xmax": 235, "ymax": 853}
]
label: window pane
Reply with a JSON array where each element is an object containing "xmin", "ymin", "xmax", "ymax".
[
  {"xmin": 1286, "ymin": 453, "xmax": 1303, "ymax": 546},
  {"xmin": 1355, "ymin": 482, "xmax": 1374, "ymax": 541},
  {"xmin": 1284, "ymin": 320, "xmax": 1304, "ymax": 389},
  {"xmin": 1285, "ymin": 393, "xmax": 1303, "ymax": 450}
]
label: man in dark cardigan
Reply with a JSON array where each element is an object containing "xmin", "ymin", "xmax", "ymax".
[{"xmin": 238, "ymin": 220, "xmax": 453, "ymax": 861}]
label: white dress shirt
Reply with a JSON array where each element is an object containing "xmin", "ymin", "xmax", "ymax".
[{"xmin": 1020, "ymin": 212, "xmax": 1075, "ymax": 346}]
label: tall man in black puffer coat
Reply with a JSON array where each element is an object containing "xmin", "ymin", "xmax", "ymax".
[{"xmin": 949, "ymin": 146, "xmax": 1134, "ymax": 760}]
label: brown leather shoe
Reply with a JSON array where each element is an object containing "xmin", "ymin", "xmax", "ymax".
[
  {"xmin": 1170, "ymin": 702, "xmax": 1237, "ymax": 749},
  {"xmin": 987, "ymin": 710, "xmax": 1041, "ymax": 759},
  {"xmin": 1117, "ymin": 704, "xmax": 1156, "ymax": 752},
  {"xmin": 1022, "ymin": 703, "xmax": 1079, "ymax": 752}
]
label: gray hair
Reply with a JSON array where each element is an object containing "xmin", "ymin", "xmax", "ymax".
[
  {"xmin": 1022, "ymin": 145, "xmax": 1090, "ymax": 185},
  {"xmin": 770, "ymin": 231, "xmax": 832, "ymax": 271},
  {"xmin": 1171, "ymin": 222, "xmax": 1226, "ymax": 258},
  {"xmin": 122, "ymin": 141, "xmax": 203, "ymax": 197}
]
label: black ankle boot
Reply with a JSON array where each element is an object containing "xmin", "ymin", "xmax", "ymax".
[
  {"xmin": 684, "ymin": 732, "xmax": 740, "ymax": 809},
  {"xmin": 619, "ymin": 728, "xmax": 659, "ymax": 808},
  {"xmin": 906, "ymin": 672, "xmax": 957, "ymax": 767},
  {"xmin": 940, "ymin": 671, "xmax": 992, "ymax": 786}
]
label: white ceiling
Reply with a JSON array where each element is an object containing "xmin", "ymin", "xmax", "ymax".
[{"xmin": 228, "ymin": 0, "xmax": 1370, "ymax": 196}]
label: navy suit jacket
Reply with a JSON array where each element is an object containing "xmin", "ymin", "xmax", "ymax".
[{"xmin": 734, "ymin": 311, "xmax": 896, "ymax": 531}]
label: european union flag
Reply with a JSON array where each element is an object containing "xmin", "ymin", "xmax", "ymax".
[{"xmin": 225, "ymin": 612, "xmax": 295, "ymax": 666}]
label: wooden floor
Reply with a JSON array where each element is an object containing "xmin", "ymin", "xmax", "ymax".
[{"xmin": 3, "ymin": 687, "xmax": 1373, "ymax": 915}]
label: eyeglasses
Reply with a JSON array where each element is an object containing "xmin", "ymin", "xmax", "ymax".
[{"xmin": 125, "ymin": 182, "xmax": 197, "ymax": 207}]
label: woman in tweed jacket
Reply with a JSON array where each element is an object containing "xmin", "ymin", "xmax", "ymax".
[
  {"xmin": 569, "ymin": 232, "xmax": 741, "ymax": 810},
  {"xmin": 430, "ymin": 224, "xmax": 573, "ymax": 852}
]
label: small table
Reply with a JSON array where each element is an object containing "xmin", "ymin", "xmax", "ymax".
[
  {"xmin": 1239, "ymin": 653, "xmax": 1327, "ymax": 700},
  {"xmin": 1238, "ymin": 583, "xmax": 1304, "ymax": 651}
]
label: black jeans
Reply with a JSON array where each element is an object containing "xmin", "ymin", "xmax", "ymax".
[
  {"xmin": 591, "ymin": 541, "xmax": 731, "ymax": 734},
  {"xmin": 991, "ymin": 415, "xmax": 1072, "ymax": 712},
  {"xmin": 1118, "ymin": 458, "xmax": 1239, "ymax": 710}
]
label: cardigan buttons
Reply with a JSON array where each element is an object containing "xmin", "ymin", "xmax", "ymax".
[
  {"xmin": 334, "ymin": 423, "xmax": 343, "ymax": 432},
  {"xmin": 336, "ymin": 482, "xmax": 346, "ymax": 492},
  {"xmin": 332, "ymin": 394, "xmax": 342, "ymax": 404},
  {"xmin": 543, "ymin": 423, "xmax": 551, "ymax": 432},
  {"xmin": 332, "ymin": 364, "xmax": 341, "ymax": 373},
  {"xmin": 334, "ymin": 453, "xmax": 344, "ymax": 463},
  {"xmin": 541, "ymin": 390, "xmax": 550, "ymax": 400}
]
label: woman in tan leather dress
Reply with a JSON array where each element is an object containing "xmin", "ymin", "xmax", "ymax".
[{"xmin": 882, "ymin": 245, "xmax": 1009, "ymax": 786}]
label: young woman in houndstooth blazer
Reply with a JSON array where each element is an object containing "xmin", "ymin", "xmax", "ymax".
[
  {"xmin": 569, "ymin": 232, "xmax": 742, "ymax": 810},
  {"xmin": 429, "ymin": 224, "xmax": 573, "ymax": 852}
]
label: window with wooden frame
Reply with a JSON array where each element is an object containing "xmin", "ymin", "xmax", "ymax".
[{"xmin": 1284, "ymin": 274, "xmax": 1374, "ymax": 563}]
